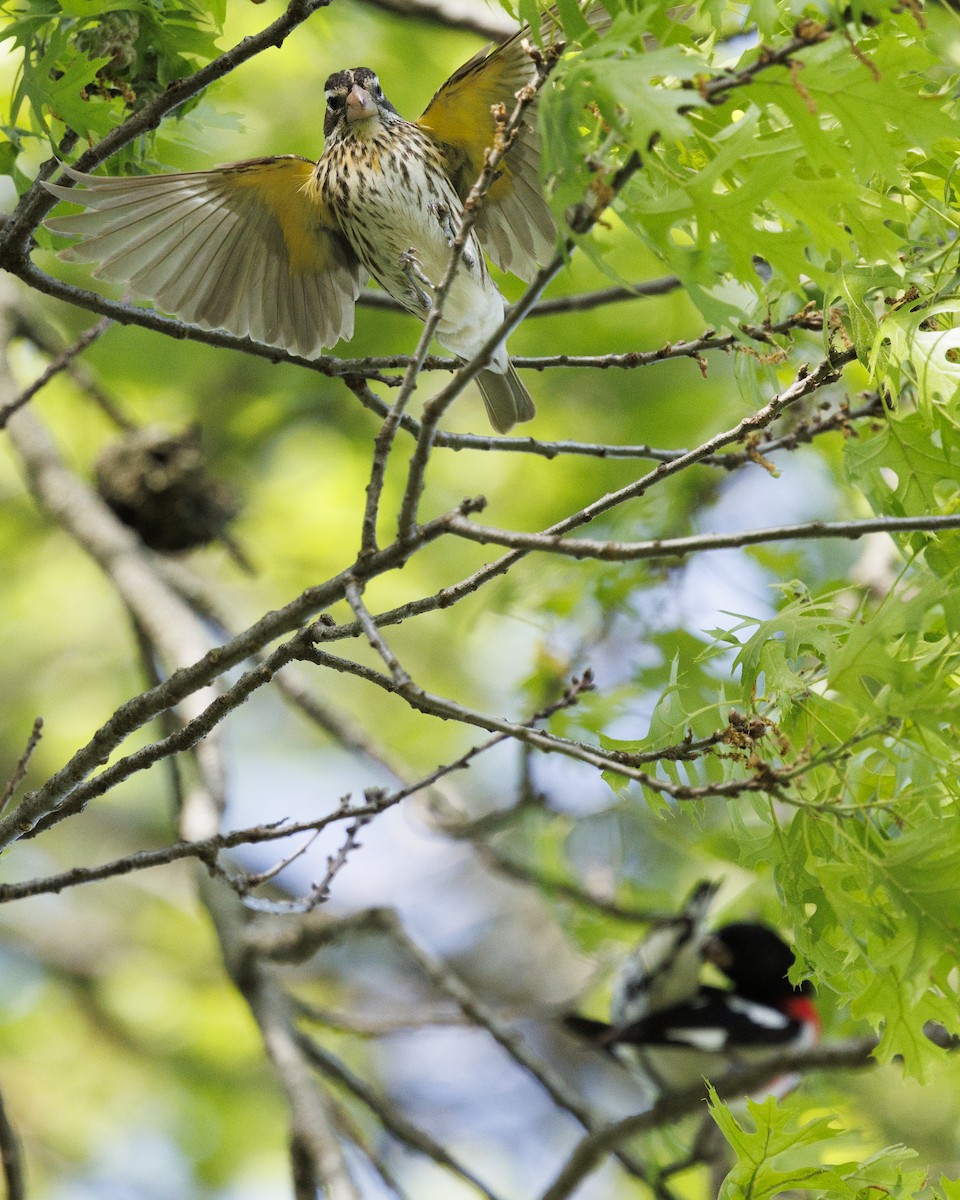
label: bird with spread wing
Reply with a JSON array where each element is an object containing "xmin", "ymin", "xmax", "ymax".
[{"xmin": 44, "ymin": 10, "xmax": 600, "ymax": 432}]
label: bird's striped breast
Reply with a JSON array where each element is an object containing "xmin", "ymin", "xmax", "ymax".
[{"xmin": 314, "ymin": 120, "xmax": 489, "ymax": 315}]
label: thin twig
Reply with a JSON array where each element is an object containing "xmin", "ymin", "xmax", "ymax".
[
  {"xmin": 302, "ymin": 816, "xmax": 371, "ymax": 911},
  {"xmin": 297, "ymin": 1034, "xmax": 504, "ymax": 1200},
  {"xmin": 539, "ymin": 1036, "xmax": 878, "ymax": 1200},
  {"xmin": 363, "ymin": 46, "xmax": 558, "ymax": 554},
  {"xmin": 0, "ymin": 316, "xmax": 112, "ymax": 428},
  {"xmin": 0, "ymin": 0, "xmax": 332, "ymax": 259},
  {"xmin": 0, "ymin": 493, "xmax": 483, "ymax": 850},
  {"xmin": 297, "ymin": 1000, "xmax": 469, "ymax": 1035},
  {"xmin": 473, "ymin": 846, "xmax": 674, "ymax": 924},
  {"xmin": 354, "ymin": 270, "xmax": 684, "ymax": 321},
  {"xmin": 369, "ymin": 908, "xmax": 655, "ymax": 1187},
  {"xmin": 343, "ymin": 380, "xmax": 879, "ymax": 464},
  {"xmin": 297, "ymin": 644, "xmax": 796, "ymax": 801},
  {"xmin": 443, "ymin": 512, "xmax": 960, "ymax": 563},
  {"xmin": 0, "ymin": 807, "xmax": 379, "ymax": 902},
  {"xmin": 347, "ymin": 309, "xmax": 823, "ymax": 374},
  {"xmin": 330, "ymin": 1097, "xmax": 410, "ymax": 1200},
  {"xmin": 15, "ymin": 311, "xmax": 135, "ymax": 429},
  {"xmin": 523, "ymin": 276, "xmax": 682, "ymax": 316},
  {"xmin": 233, "ymin": 830, "xmax": 325, "ymax": 893},
  {"xmin": 697, "ymin": 27, "xmax": 831, "ymax": 103},
  {"xmin": 345, "ymin": 580, "xmax": 411, "ymax": 686},
  {"xmin": 0, "ymin": 718, "xmax": 43, "ymax": 817}
]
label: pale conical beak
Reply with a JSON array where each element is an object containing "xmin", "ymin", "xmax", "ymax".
[{"xmin": 346, "ymin": 85, "xmax": 378, "ymax": 123}]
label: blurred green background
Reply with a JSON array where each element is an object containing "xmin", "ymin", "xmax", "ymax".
[{"xmin": 3, "ymin": 1, "xmax": 960, "ymax": 1196}]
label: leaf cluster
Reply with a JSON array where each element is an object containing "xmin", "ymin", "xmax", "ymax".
[
  {"xmin": 0, "ymin": 0, "xmax": 224, "ymax": 175},
  {"xmin": 710, "ymin": 1087, "xmax": 946, "ymax": 1200},
  {"xmin": 546, "ymin": 1, "xmax": 960, "ymax": 361}
]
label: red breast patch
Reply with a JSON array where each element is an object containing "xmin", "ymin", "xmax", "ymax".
[{"xmin": 783, "ymin": 995, "xmax": 821, "ymax": 1037}]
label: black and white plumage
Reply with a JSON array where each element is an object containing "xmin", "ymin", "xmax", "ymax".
[
  {"xmin": 568, "ymin": 895, "xmax": 820, "ymax": 1096},
  {"xmin": 610, "ymin": 879, "xmax": 719, "ymax": 1028}
]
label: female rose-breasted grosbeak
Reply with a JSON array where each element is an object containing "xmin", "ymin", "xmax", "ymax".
[
  {"xmin": 41, "ymin": 12, "xmax": 591, "ymax": 432},
  {"xmin": 569, "ymin": 893, "xmax": 820, "ymax": 1096}
]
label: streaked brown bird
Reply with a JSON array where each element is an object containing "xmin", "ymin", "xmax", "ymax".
[{"xmin": 43, "ymin": 15, "xmax": 572, "ymax": 432}]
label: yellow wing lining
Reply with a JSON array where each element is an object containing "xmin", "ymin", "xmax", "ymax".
[
  {"xmin": 43, "ymin": 158, "xmax": 363, "ymax": 356},
  {"xmin": 417, "ymin": 24, "xmax": 560, "ymax": 280}
]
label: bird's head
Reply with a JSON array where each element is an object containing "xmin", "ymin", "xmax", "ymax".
[
  {"xmin": 324, "ymin": 68, "xmax": 399, "ymax": 140},
  {"xmin": 705, "ymin": 921, "xmax": 813, "ymax": 1004}
]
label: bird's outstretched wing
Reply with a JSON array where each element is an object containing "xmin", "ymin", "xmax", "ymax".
[
  {"xmin": 417, "ymin": 20, "xmax": 561, "ymax": 282},
  {"xmin": 44, "ymin": 157, "xmax": 364, "ymax": 357}
]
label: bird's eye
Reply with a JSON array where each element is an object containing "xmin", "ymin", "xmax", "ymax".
[{"xmin": 327, "ymin": 93, "xmax": 344, "ymax": 111}]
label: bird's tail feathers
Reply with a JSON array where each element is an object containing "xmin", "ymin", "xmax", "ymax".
[{"xmin": 476, "ymin": 363, "xmax": 535, "ymax": 433}]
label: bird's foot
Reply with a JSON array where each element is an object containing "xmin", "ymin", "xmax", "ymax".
[
  {"xmin": 429, "ymin": 202, "xmax": 476, "ymax": 269},
  {"xmin": 399, "ymin": 248, "xmax": 433, "ymax": 310},
  {"xmin": 431, "ymin": 200, "xmax": 457, "ymax": 246}
]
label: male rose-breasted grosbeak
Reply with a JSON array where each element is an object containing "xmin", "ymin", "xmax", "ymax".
[
  {"xmin": 41, "ymin": 12, "xmax": 603, "ymax": 432},
  {"xmin": 569, "ymin": 891, "xmax": 820, "ymax": 1096}
]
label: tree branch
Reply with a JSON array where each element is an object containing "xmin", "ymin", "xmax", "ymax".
[
  {"xmin": 0, "ymin": 484, "xmax": 482, "ymax": 849},
  {"xmin": 0, "ymin": 315, "xmax": 112, "ymax": 428},
  {"xmin": 443, "ymin": 512, "xmax": 960, "ymax": 563},
  {"xmin": 5, "ymin": 261, "xmax": 404, "ymax": 386},
  {"xmin": 356, "ymin": 0, "xmax": 516, "ymax": 39},
  {"xmin": 296, "ymin": 1033, "xmax": 504, "ymax": 1200},
  {"xmin": 0, "ymin": 717, "xmax": 43, "ymax": 817},
  {"xmin": 540, "ymin": 1036, "xmax": 879, "ymax": 1200},
  {"xmin": 370, "ymin": 46, "xmax": 559, "ymax": 552},
  {"xmin": 296, "ymin": 643, "xmax": 804, "ymax": 802},
  {"xmin": 318, "ymin": 353, "xmax": 854, "ymax": 645},
  {"xmin": 0, "ymin": 0, "xmax": 331, "ymax": 260},
  {"xmin": 523, "ymin": 276, "xmax": 682, "ymax": 316}
]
